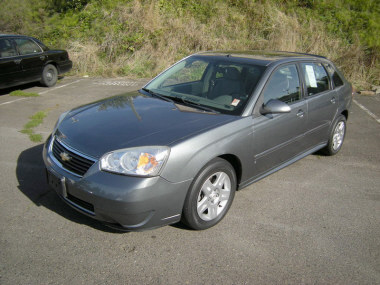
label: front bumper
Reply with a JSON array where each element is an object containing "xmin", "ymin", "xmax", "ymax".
[{"xmin": 43, "ymin": 136, "xmax": 192, "ymax": 230}]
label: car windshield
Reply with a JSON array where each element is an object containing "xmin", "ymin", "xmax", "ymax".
[{"xmin": 144, "ymin": 56, "xmax": 266, "ymax": 115}]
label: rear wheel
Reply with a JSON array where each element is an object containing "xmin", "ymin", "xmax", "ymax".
[
  {"xmin": 322, "ymin": 115, "xmax": 346, "ymax": 155},
  {"xmin": 181, "ymin": 158, "xmax": 236, "ymax": 230},
  {"xmin": 40, "ymin": 64, "xmax": 58, "ymax": 87}
]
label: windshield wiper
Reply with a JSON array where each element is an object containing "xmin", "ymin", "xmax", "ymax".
[
  {"xmin": 142, "ymin": 88, "xmax": 218, "ymax": 113},
  {"xmin": 141, "ymin": 88, "xmax": 173, "ymax": 103},
  {"xmin": 179, "ymin": 97, "xmax": 219, "ymax": 113}
]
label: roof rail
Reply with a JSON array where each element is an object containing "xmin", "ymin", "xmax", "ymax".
[{"xmin": 278, "ymin": 51, "xmax": 327, "ymax": 59}]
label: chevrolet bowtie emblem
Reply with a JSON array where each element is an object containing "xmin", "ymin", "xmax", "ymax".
[{"xmin": 60, "ymin": 152, "xmax": 72, "ymax": 162}]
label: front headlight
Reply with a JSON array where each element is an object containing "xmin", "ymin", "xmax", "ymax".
[{"xmin": 100, "ymin": 146, "xmax": 170, "ymax": 176}]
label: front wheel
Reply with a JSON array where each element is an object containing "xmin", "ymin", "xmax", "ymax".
[
  {"xmin": 322, "ymin": 115, "xmax": 347, "ymax": 155},
  {"xmin": 181, "ymin": 158, "xmax": 236, "ymax": 230},
  {"xmin": 40, "ymin": 64, "xmax": 58, "ymax": 87}
]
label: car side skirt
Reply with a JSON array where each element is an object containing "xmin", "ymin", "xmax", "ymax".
[{"xmin": 238, "ymin": 142, "xmax": 327, "ymax": 190}]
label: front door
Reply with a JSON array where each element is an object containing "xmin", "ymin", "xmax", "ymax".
[
  {"xmin": 250, "ymin": 63, "xmax": 307, "ymax": 179},
  {"xmin": 0, "ymin": 38, "xmax": 21, "ymax": 88}
]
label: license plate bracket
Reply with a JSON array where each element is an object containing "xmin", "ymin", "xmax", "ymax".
[{"xmin": 46, "ymin": 170, "xmax": 67, "ymax": 197}]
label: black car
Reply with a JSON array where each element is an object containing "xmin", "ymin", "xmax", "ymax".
[{"xmin": 0, "ymin": 34, "xmax": 72, "ymax": 89}]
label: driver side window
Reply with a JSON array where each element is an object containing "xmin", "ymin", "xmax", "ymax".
[
  {"xmin": 262, "ymin": 64, "xmax": 301, "ymax": 105},
  {"xmin": 0, "ymin": 39, "xmax": 17, "ymax": 58}
]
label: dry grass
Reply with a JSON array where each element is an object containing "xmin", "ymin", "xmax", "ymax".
[
  {"xmin": 68, "ymin": 41, "xmax": 107, "ymax": 75},
  {"xmin": 64, "ymin": 0, "xmax": 378, "ymax": 88}
]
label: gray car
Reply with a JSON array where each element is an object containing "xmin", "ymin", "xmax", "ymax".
[{"xmin": 43, "ymin": 51, "xmax": 352, "ymax": 231}]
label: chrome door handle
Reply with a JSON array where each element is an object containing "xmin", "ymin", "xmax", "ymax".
[
  {"xmin": 14, "ymin": 59, "xmax": 21, "ymax": 64},
  {"xmin": 297, "ymin": 110, "xmax": 304, "ymax": 118},
  {"xmin": 331, "ymin": 97, "xmax": 336, "ymax": 104}
]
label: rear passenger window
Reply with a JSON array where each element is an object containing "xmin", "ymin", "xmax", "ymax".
[
  {"xmin": 324, "ymin": 63, "xmax": 344, "ymax": 88},
  {"xmin": 0, "ymin": 39, "xmax": 17, "ymax": 58},
  {"xmin": 14, "ymin": 38, "xmax": 42, "ymax": 55},
  {"xmin": 301, "ymin": 63, "xmax": 330, "ymax": 96}
]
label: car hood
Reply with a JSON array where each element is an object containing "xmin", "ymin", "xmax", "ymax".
[{"xmin": 56, "ymin": 91, "xmax": 237, "ymax": 158}]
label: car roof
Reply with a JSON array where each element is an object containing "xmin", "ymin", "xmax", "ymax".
[
  {"xmin": 195, "ymin": 50, "xmax": 327, "ymax": 66},
  {"xmin": 0, "ymin": 34, "xmax": 42, "ymax": 41},
  {"xmin": 0, "ymin": 34, "xmax": 30, "ymax": 38}
]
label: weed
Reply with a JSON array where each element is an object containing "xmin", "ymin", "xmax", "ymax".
[
  {"xmin": 20, "ymin": 129, "xmax": 33, "ymax": 135},
  {"xmin": 21, "ymin": 110, "xmax": 48, "ymax": 143},
  {"xmin": 29, "ymin": 133, "xmax": 43, "ymax": 142},
  {"xmin": 9, "ymin": 90, "xmax": 39, "ymax": 97}
]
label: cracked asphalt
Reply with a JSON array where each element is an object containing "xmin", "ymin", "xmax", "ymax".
[{"xmin": 0, "ymin": 77, "xmax": 379, "ymax": 284}]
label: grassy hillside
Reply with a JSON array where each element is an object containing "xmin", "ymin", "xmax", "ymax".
[{"xmin": 1, "ymin": 0, "xmax": 379, "ymax": 89}]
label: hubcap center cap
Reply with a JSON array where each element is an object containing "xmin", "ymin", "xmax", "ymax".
[{"xmin": 209, "ymin": 191, "xmax": 220, "ymax": 204}]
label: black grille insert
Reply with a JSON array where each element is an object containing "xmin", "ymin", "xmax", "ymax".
[
  {"xmin": 67, "ymin": 193, "xmax": 95, "ymax": 213},
  {"xmin": 52, "ymin": 138, "xmax": 95, "ymax": 176}
]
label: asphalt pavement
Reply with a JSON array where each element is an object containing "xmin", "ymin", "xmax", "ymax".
[{"xmin": 0, "ymin": 77, "xmax": 379, "ymax": 284}]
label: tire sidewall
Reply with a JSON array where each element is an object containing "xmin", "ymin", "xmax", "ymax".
[
  {"xmin": 41, "ymin": 64, "xmax": 58, "ymax": 87},
  {"xmin": 327, "ymin": 115, "xmax": 346, "ymax": 155},
  {"xmin": 182, "ymin": 158, "xmax": 237, "ymax": 230}
]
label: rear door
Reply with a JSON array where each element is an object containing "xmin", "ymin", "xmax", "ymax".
[
  {"xmin": 0, "ymin": 38, "xmax": 21, "ymax": 88},
  {"xmin": 14, "ymin": 37, "xmax": 46, "ymax": 83},
  {"xmin": 300, "ymin": 62, "xmax": 338, "ymax": 148},
  {"xmin": 250, "ymin": 63, "xmax": 308, "ymax": 177}
]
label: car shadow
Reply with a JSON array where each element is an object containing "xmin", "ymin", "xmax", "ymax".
[
  {"xmin": 16, "ymin": 143, "xmax": 123, "ymax": 233},
  {"xmin": 170, "ymin": 222, "xmax": 192, "ymax": 231},
  {"xmin": 0, "ymin": 76, "xmax": 65, "ymax": 95}
]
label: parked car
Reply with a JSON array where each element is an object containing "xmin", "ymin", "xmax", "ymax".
[
  {"xmin": 0, "ymin": 34, "xmax": 72, "ymax": 89},
  {"xmin": 43, "ymin": 51, "xmax": 352, "ymax": 231}
]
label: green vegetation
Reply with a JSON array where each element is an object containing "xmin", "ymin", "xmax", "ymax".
[
  {"xmin": 9, "ymin": 90, "xmax": 40, "ymax": 97},
  {"xmin": 1, "ymin": 0, "xmax": 378, "ymax": 88},
  {"xmin": 21, "ymin": 111, "xmax": 48, "ymax": 142}
]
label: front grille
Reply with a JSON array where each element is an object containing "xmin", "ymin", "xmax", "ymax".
[
  {"xmin": 67, "ymin": 193, "xmax": 95, "ymax": 213},
  {"xmin": 52, "ymin": 138, "xmax": 96, "ymax": 176}
]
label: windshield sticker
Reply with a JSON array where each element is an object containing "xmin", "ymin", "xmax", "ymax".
[
  {"xmin": 305, "ymin": 65, "xmax": 317, "ymax": 88},
  {"xmin": 231, "ymin": 99, "xmax": 240, "ymax": 106}
]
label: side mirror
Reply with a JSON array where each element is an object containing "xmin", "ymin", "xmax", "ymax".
[{"xmin": 260, "ymin": 99, "xmax": 291, "ymax": 115}]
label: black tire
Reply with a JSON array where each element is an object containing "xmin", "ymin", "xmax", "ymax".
[
  {"xmin": 322, "ymin": 114, "xmax": 347, "ymax": 155},
  {"xmin": 181, "ymin": 158, "xmax": 237, "ymax": 230},
  {"xmin": 40, "ymin": 64, "xmax": 58, "ymax": 87}
]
